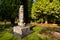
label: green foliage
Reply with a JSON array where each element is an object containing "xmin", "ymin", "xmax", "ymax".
[
  {"xmin": 28, "ymin": 0, "xmax": 32, "ymax": 18},
  {"xmin": 22, "ymin": 32, "xmax": 41, "ymax": 40},
  {"xmin": 0, "ymin": 30, "xmax": 20, "ymax": 40},
  {"xmin": 31, "ymin": 0, "xmax": 60, "ymax": 23},
  {"xmin": 22, "ymin": 27, "xmax": 44, "ymax": 40},
  {"xmin": 32, "ymin": 27, "xmax": 44, "ymax": 33},
  {"xmin": 23, "ymin": 27, "xmax": 60, "ymax": 40},
  {"xmin": 0, "ymin": 0, "xmax": 21, "ymax": 20}
]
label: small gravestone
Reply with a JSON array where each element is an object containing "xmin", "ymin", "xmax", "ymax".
[{"xmin": 13, "ymin": 5, "xmax": 32, "ymax": 38}]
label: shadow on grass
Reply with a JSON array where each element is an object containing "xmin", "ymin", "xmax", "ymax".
[
  {"xmin": 0, "ymin": 23, "xmax": 18, "ymax": 29},
  {"xmin": 57, "ymin": 24, "xmax": 60, "ymax": 26},
  {"xmin": 0, "ymin": 24, "xmax": 11, "ymax": 29}
]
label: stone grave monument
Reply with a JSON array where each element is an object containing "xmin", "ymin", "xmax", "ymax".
[{"xmin": 13, "ymin": 5, "xmax": 32, "ymax": 37}]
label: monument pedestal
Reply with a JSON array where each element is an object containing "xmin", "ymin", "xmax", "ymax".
[
  {"xmin": 13, "ymin": 26, "xmax": 32, "ymax": 37},
  {"xmin": 13, "ymin": 5, "xmax": 32, "ymax": 38}
]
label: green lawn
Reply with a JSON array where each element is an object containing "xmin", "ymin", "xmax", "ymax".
[
  {"xmin": 0, "ymin": 27, "xmax": 43, "ymax": 40},
  {"xmin": 0, "ymin": 21, "xmax": 21, "ymax": 40},
  {"xmin": 22, "ymin": 27, "xmax": 46, "ymax": 40},
  {"xmin": 0, "ymin": 27, "xmax": 60, "ymax": 40},
  {"xmin": 0, "ymin": 21, "xmax": 60, "ymax": 40},
  {"xmin": 22, "ymin": 27, "xmax": 60, "ymax": 40},
  {"xmin": 0, "ymin": 29, "xmax": 21, "ymax": 40}
]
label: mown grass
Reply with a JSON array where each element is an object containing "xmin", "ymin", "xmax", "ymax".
[
  {"xmin": 0, "ymin": 28, "xmax": 21, "ymax": 40},
  {"xmin": 0, "ymin": 21, "xmax": 21, "ymax": 40},
  {"xmin": 0, "ymin": 25, "xmax": 60, "ymax": 40},
  {"xmin": 0, "ymin": 21, "xmax": 60, "ymax": 40},
  {"xmin": 22, "ymin": 27, "xmax": 60, "ymax": 40},
  {"xmin": 22, "ymin": 27, "xmax": 46, "ymax": 40}
]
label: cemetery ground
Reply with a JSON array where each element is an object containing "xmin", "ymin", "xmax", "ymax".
[{"xmin": 0, "ymin": 21, "xmax": 60, "ymax": 40}]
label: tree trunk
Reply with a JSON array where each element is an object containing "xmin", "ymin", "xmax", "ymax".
[
  {"xmin": 4, "ymin": 19, "xmax": 7, "ymax": 28},
  {"xmin": 10, "ymin": 18, "xmax": 15, "ymax": 27},
  {"xmin": 41, "ymin": 22, "xmax": 43, "ymax": 24},
  {"xmin": 45, "ymin": 18, "xmax": 48, "ymax": 24}
]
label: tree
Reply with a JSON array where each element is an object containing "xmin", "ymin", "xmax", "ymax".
[
  {"xmin": 31, "ymin": 0, "xmax": 60, "ymax": 24},
  {"xmin": 27, "ymin": 0, "xmax": 32, "ymax": 23},
  {"xmin": 0, "ymin": 0, "xmax": 21, "ymax": 26}
]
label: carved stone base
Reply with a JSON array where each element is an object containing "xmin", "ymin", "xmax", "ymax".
[{"xmin": 13, "ymin": 26, "xmax": 32, "ymax": 37}]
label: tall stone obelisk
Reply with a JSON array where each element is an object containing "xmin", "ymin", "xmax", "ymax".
[
  {"xmin": 18, "ymin": 5, "xmax": 24, "ymax": 26},
  {"xmin": 13, "ymin": 5, "xmax": 32, "ymax": 37}
]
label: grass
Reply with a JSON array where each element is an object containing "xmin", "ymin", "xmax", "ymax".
[
  {"xmin": 22, "ymin": 27, "xmax": 60, "ymax": 40},
  {"xmin": 0, "ymin": 21, "xmax": 60, "ymax": 40},
  {"xmin": 22, "ymin": 27, "xmax": 47, "ymax": 40},
  {"xmin": 0, "ymin": 25, "xmax": 60, "ymax": 40},
  {"xmin": 22, "ymin": 32, "xmax": 42, "ymax": 40},
  {"xmin": 0, "ymin": 21, "xmax": 21, "ymax": 40},
  {"xmin": 0, "ymin": 29, "xmax": 21, "ymax": 40}
]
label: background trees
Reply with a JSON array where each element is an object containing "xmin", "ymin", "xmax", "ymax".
[
  {"xmin": 0, "ymin": 0, "xmax": 21, "ymax": 26},
  {"xmin": 31, "ymin": 0, "xmax": 60, "ymax": 24},
  {"xmin": 0, "ymin": 0, "xmax": 33, "ymax": 26},
  {"xmin": 1, "ymin": 0, "xmax": 60, "ymax": 24}
]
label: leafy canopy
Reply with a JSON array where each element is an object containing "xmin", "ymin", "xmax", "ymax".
[
  {"xmin": 0, "ymin": 0, "xmax": 21, "ymax": 20},
  {"xmin": 31, "ymin": 0, "xmax": 60, "ymax": 20}
]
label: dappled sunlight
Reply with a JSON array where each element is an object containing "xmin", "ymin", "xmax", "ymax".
[{"xmin": 32, "ymin": 23, "xmax": 60, "ymax": 28}]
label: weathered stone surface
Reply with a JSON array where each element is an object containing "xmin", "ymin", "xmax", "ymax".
[
  {"xmin": 13, "ymin": 26, "xmax": 32, "ymax": 37},
  {"xmin": 13, "ymin": 5, "xmax": 32, "ymax": 38},
  {"xmin": 18, "ymin": 5, "xmax": 24, "ymax": 26}
]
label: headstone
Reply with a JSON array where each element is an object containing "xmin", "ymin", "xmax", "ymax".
[
  {"xmin": 13, "ymin": 5, "xmax": 32, "ymax": 38},
  {"xmin": 18, "ymin": 5, "xmax": 24, "ymax": 26}
]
